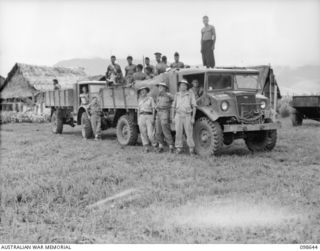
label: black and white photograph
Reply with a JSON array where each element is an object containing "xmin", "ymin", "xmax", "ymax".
[{"xmin": 0, "ymin": 0, "xmax": 319, "ymax": 249}]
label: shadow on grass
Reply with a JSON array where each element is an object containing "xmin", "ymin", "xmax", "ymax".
[
  {"xmin": 219, "ymin": 147, "xmax": 250, "ymax": 156},
  {"xmin": 61, "ymin": 130, "xmax": 117, "ymax": 140}
]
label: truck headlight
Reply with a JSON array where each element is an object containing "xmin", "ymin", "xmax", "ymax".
[
  {"xmin": 260, "ymin": 101, "xmax": 266, "ymax": 109},
  {"xmin": 221, "ymin": 101, "xmax": 229, "ymax": 111}
]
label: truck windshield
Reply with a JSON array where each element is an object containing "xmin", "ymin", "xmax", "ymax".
[
  {"xmin": 207, "ymin": 75, "xmax": 232, "ymax": 91},
  {"xmin": 234, "ymin": 74, "xmax": 259, "ymax": 89}
]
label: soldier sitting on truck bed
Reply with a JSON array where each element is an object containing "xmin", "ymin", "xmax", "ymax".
[
  {"xmin": 106, "ymin": 55, "xmax": 124, "ymax": 86},
  {"xmin": 53, "ymin": 79, "xmax": 61, "ymax": 90},
  {"xmin": 170, "ymin": 52, "xmax": 185, "ymax": 69},
  {"xmin": 133, "ymin": 64, "xmax": 147, "ymax": 81},
  {"xmin": 125, "ymin": 56, "xmax": 137, "ymax": 84},
  {"xmin": 154, "ymin": 52, "xmax": 164, "ymax": 75},
  {"xmin": 144, "ymin": 57, "xmax": 155, "ymax": 75},
  {"xmin": 145, "ymin": 66, "xmax": 154, "ymax": 79}
]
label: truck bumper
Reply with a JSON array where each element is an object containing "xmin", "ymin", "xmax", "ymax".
[{"xmin": 223, "ymin": 122, "xmax": 281, "ymax": 133}]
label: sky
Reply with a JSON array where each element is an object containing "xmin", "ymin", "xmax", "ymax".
[{"xmin": 0, "ymin": 0, "xmax": 319, "ymax": 76}]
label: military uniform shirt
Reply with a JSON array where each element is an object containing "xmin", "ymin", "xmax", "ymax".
[
  {"xmin": 170, "ymin": 62, "xmax": 185, "ymax": 69},
  {"xmin": 138, "ymin": 96, "xmax": 155, "ymax": 113},
  {"xmin": 156, "ymin": 92, "xmax": 173, "ymax": 110},
  {"xmin": 173, "ymin": 90, "xmax": 197, "ymax": 114},
  {"xmin": 192, "ymin": 87, "xmax": 204, "ymax": 99},
  {"xmin": 89, "ymin": 101, "xmax": 102, "ymax": 115}
]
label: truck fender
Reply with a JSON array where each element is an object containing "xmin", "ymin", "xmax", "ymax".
[{"xmin": 196, "ymin": 106, "xmax": 219, "ymax": 122}]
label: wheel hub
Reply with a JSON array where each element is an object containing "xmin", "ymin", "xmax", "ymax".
[
  {"xmin": 200, "ymin": 130, "xmax": 209, "ymax": 142},
  {"xmin": 122, "ymin": 125, "xmax": 129, "ymax": 138},
  {"xmin": 199, "ymin": 129, "xmax": 211, "ymax": 148}
]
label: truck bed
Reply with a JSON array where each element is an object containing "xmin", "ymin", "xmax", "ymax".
[
  {"xmin": 45, "ymin": 89, "xmax": 74, "ymax": 107},
  {"xmin": 292, "ymin": 95, "xmax": 320, "ymax": 108},
  {"xmin": 292, "ymin": 95, "xmax": 320, "ymax": 121}
]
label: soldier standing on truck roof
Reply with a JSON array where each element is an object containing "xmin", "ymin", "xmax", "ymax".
[
  {"xmin": 133, "ymin": 64, "xmax": 147, "ymax": 81},
  {"xmin": 137, "ymin": 86, "xmax": 157, "ymax": 153},
  {"xmin": 201, "ymin": 15, "xmax": 216, "ymax": 68},
  {"xmin": 170, "ymin": 52, "xmax": 185, "ymax": 69},
  {"xmin": 53, "ymin": 79, "xmax": 61, "ymax": 90},
  {"xmin": 106, "ymin": 55, "xmax": 124, "ymax": 85},
  {"xmin": 155, "ymin": 82, "xmax": 174, "ymax": 153},
  {"xmin": 172, "ymin": 79, "xmax": 197, "ymax": 155},
  {"xmin": 125, "ymin": 56, "xmax": 137, "ymax": 83},
  {"xmin": 144, "ymin": 57, "xmax": 155, "ymax": 75},
  {"xmin": 88, "ymin": 96, "xmax": 102, "ymax": 141}
]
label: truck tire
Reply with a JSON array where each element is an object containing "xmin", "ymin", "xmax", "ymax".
[
  {"xmin": 245, "ymin": 119, "xmax": 277, "ymax": 152},
  {"xmin": 51, "ymin": 109, "xmax": 63, "ymax": 134},
  {"xmin": 194, "ymin": 117, "xmax": 223, "ymax": 156},
  {"xmin": 81, "ymin": 112, "xmax": 93, "ymax": 139},
  {"xmin": 291, "ymin": 111, "xmax": 303, "ymax": 126},
  {"xmin": 116, "ymin": 114, "xmax": 138, "ymax": 146}
]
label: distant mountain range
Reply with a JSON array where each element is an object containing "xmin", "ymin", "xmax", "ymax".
[{"xmin": 55, "ymin": 58, "xmax": 320, "ymax": 95}]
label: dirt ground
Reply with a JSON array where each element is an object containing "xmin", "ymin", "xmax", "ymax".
[{"xmin": 0, "ymin": 118, "xmax": 319, "ymax": 243}]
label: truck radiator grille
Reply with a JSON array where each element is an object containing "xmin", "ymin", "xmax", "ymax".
[{"xmin": 236, "ymin": 95, "xmax": 262, "ymax": 124}]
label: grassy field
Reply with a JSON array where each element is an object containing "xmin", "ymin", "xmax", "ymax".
[{"xmin": 0, "ymin": 118, "xmax": 319, "ymax": 243}]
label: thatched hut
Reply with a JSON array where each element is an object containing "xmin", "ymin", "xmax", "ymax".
[
  {"xmin": 0, "ymin": 75, "xmax": 5, "ymax": 90},
  {"xmin": 0, "ymin": 63, "xmax": 86, "ymax": 113}
]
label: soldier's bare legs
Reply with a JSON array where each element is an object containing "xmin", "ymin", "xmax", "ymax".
[{"xmin": 138, "ymin": 114, "xmax": 156, "ymax": 152}]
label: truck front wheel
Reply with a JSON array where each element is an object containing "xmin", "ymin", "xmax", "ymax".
[
  {"xmin": 245, "ymin": 118, "xmax": 277, "ymax": 152},
  {"xmin": 81, "ymin": 112, "xmax": 93, "ymax": 139},
  {"xmin": 194, "ymin": 117, "xmax": 223, "ymax": 156},
  {"xmin": 51, "ymin": 109, "xmax": 63, "ymax": 134},
  {"xmin": 116, "ymin": 115, "xmax": 138, "ymax": 146}
]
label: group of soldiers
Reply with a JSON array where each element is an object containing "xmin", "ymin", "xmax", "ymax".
[
  {"xmin": 105, "ymin": 15, "xmax": 216, "ymax": 86},
  {"xmin": 51, "ymin": 15, "xmax": 216, "ymax": 152},
  {"xmin": 105, "ymin": 51, "xmax": 186, "ymax": 85},
  {"xmin": 137, "ymin": 78, "xmax": 203, "ymax": 155}
]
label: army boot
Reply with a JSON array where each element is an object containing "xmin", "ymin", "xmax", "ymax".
[
  {"xmin": 157, "ymin": 143, "xmax": 164, "ymax": 153},
  {"xmin": 189, "ymin": 147, "xmax": 196, "ymax": 156},
  {"xmin": 176, "ymin": 148, "xmax": 183, "ymax": 154},
  {"xmin": 143, "ymin": 146, "xmax": 150, "ymax": 153}
]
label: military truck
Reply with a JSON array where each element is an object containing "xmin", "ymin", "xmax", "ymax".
[
  {"xmin": 290, "ymin": 95, "xmax": 320, "ymax": 126},
  {"xmin": 45, "ymin": 67, "xmax": 280, "ymax": 156}
]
